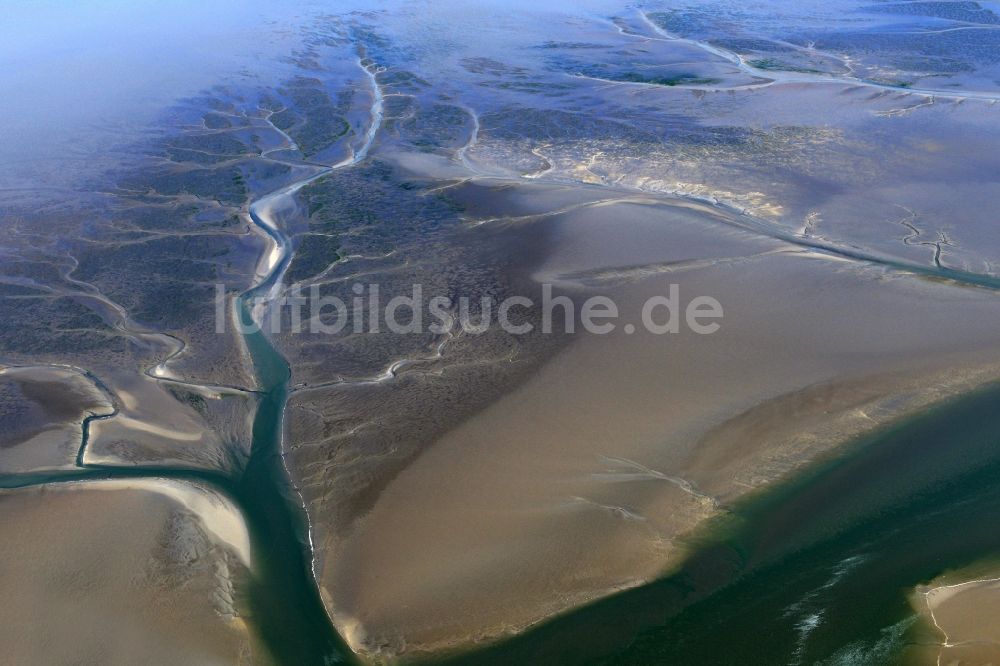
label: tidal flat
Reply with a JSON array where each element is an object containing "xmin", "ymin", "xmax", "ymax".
[
  {"xmin": 4, "ymin": 0, "xmax": 1000, "ymax": 663},
  {"xmin": 0, "ymin": 480, "xmax": 260, "ymax": 665},
  {"xmin": 310, "ymin": 182, "xmax": 1000, "ymax": 657}
]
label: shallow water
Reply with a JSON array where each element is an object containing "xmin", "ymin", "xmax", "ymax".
[
  {"xmin": 0, "ymin": 309, "xmax": 350, "ymax": 664},
  {"xmin": 6, "ymin": 0, "xmax": 1000, "ymax": 662},
  {"xmin": 446, "ymin": 381, "xmax": 1000, "ymax": 664},
  {"xmin": 235, "ymin": 297, "xmax": 352, "ymax": 665}
]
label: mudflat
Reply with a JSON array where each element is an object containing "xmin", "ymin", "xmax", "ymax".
[{"xmin": 0, "ymin": 480, "xmax": 261, "ymax": 665}]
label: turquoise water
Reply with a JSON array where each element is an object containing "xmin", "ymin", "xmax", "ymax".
[
  {"xmin": 445, "ymin": 381, "xmax": 1000, "ymax": 664},
  {"xmin": 0, "ymin": 302, "xmax": 351, "ymax": 666},
  {"xmin": 232, "ymin": 299, "xmax": 352, "ymax": 665}
]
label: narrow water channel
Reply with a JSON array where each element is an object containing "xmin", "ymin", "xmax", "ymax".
[{"xmin": 233, "ymin": 297, "xmax": 352, "ymax": 665}]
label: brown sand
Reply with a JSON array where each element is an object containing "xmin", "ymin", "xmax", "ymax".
[
  {"xmin": 0, "ymin": 366, "xmax": 113, "ymax": 474},
  {"xmin": 913, "ymin": 565, "xmax": 1000, "ymax": 664},
  {"xmin": 85, "ymin": 371, "xmax": 254, "ymax": 474},
  {"xmin": 0, "ymin": 480, "xmax": 263, "ymax": 666},
  {"xmin": 315, "ymin": 194, "xmax": 1000, "ymax": 657}
]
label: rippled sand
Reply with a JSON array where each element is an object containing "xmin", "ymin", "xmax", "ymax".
[
  {"xmin": 6, "ymin": 0, "xmax": 1000, "ymax": 661},
  {"xmin": 317, "ymin": 184, "xmax": 1000, "ymax": 656},
  {"xmin": 0, "ymin": 480, "xmax": 262, "ymax": 665}
]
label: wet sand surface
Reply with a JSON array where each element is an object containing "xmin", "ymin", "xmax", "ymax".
[
  {"xmin": 0, "ymin": 480, "xmax": 262, "ymax": 666},
  {"xmin": 5, "ymin": 0, "xmax": 1000, "ymax": 663},
  {"xmin": 313, "ymin": 187, "xmax": 1000, "ymax": 656},
  {"xmin": 84, "ymin": 371, "xmax": 255, "ymax": 475},
  {"xmin": 0, "ymin": 366, "xmax": 114, "ymax": 473},
  {"xmin": 907, "ymin": 561, "xmax": 1000, "ymax": 665}
]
